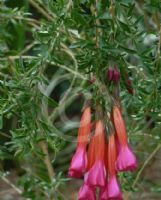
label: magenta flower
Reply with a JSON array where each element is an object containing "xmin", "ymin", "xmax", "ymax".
[
  {"xmin": 113, "ymin": 69, "xmax": 120, "ymax": 84},
  {"xmin": 107, "ymin": 67, "xmax": 114, "ymax": 81},
  {"xmin": 99, "ymin": 182, "xmax": 108, "ymax": 200},
  {"xmin": 85, "ymin": 160, "xmax": 106, "ymax": 187},
  {"xmin": 68, "ymin": 147, "xmax": 87, "ymax": 178},
  {"xmin": 78, "ymin": 184, "xmax": 96, "ymax": 200},
  {"xmin": 112, "ymin": 106, "xmax": 137, "ymax": 172},
  {"xmin": 68, "ymin": 107, "xmax": 91, "ymax": 178},
  {"xmin": 108, "ymin": 176, "xmax": 122, "ymax": 200},
  {"xmin": 99, "ymin": 176, "xmax": 122, "ymax": 200},
  {"xmin": 116, "ymin": 145, "xmax": 137, "ymax": 172}
]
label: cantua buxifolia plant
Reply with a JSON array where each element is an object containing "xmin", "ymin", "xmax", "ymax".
[{"xmin": 0, "ymin": 0, "xmax": 161, "ymax": 199}]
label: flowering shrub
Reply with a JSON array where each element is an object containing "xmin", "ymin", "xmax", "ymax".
[{"xmin": 0, "ymin": 0, "xmax": 161, "ymax": 199}]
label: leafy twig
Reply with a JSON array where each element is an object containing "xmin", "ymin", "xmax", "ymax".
[{"xmin": 39, "ymin": 141, "xmax": 55, "ymax": 181}]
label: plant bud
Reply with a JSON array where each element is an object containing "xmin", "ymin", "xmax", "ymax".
[
  {"xmin": 113, "ymin": 69, "xmax": 120, "ymax": 84},
  {"xmin": 125, "ymin": 80, "xmax": 134, "ymax": 95},
  {"xmin": 107, "ymin": 67, "xmax": 114, "ymax": 81}
]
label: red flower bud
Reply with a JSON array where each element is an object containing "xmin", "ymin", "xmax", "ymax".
[
  {"xmin": 125, "ymin": 80, "xmax": 134, "ymax": 95},
  {"xmin": 107, "ymin": 67, "xmax": 114, "ymax": 81},
  {"xmin": 113, "ymin": 69, "xmax": 120, "ymax": 84}
]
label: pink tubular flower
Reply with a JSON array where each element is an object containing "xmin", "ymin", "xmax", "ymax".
[
  {"xmin": 68, "ymin": 147, "xmax": 87, "ymax": 178},
  {"xmin": 68, "ymin": 107, "xmax": 91, "ymax": 178},
  {"xmin": 107, "ymin": 176, "xmax": 122, "ymax": 200},
  {"xmin": 99, "ymin": 176, "xmax": 122, "ymax": 200},
  {"xmin": 107, "ymin": 134, "xmax": 122, "ymax": 199},
  {"xmin": 85, "ymin": 120, "xmax": 106, "ymax": 187},
  {"xmin": 78, "ymin": 184, "xmax": 96, "ymax": 200},
  {"xmin": 100, "ymin": 133, "xmax": 122, "ymax": 200},
  {"xmin": 99, "ymin": 182, "xmax": 108, "ymax": 200},
  {"xmin": 86, "ymin": 160, "xmax": 106, "ymax": 187},
  {"xmin": 112, "ymin": 106, "xmax": 137, "ymax": 172},
  {"xmin": 116, "ymin": 145, "xmax": 137, "ymax": 171}
]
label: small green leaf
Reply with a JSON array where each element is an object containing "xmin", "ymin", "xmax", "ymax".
[
  {"xmin": 128, "ymin": 3, "xmax": 135, "ymax": 16},
  {"xmin": 44, "ymin": 95, "xmax": 58, "ymax": 108},
  {"xmin": 119, "ymin": 45, "xmax": 137, "ymax": 54}
]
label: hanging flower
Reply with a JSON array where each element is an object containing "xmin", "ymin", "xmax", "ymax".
[
  {"xmin": 78, "ymin": 183, "xmax": 96, "ymax": 200},
  {"xmin": 100, "ymin": 133, "xmax": 122, "ymax": 200},
  {"xmin": 68, "ymin": 107, "xmax": 91, "ymax": 178},
  {"xmin": 112, "ymin": 106, "xmax": 137, "ymax": 172},
  {"xmin": 108, "ymin": 133, "xmax": 117, "ymax": 176},
  {"xmin": 107, "ymin": 176, "xmax": 122, "ymax": 200},
  {"xmin": 68, "ymin": 147, "xmax": 87, "ymax": 178},
  {"xmin": 86, "ymin": 129, "xmax": 96, "ymax": 172},
  {"xmin": 116, "ymin": 145, "xmax": 137, "ymax": 171},
  {"xmin": 112, "ymin": 106, "xmax": 127, "ymax": 146},
  {"xmin": 85, "ymin": 120, "xmax": 106, "ymax": 187}
]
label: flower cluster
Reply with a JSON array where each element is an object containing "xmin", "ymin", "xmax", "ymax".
[
  {"xmin": 107, "ymin": 68, "xmax": 120, "ymax": 84},
  {"xmin": 68, "ymin": 106, "xmax": 137, "ymax": 200}
]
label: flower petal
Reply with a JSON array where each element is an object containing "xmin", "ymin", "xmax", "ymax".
[
  {"xmin": 85, "ymin": 161, "xmax": 106, "ymax": 187},
  {"xmin": 108, "ymin": 176, "xmax": 122, "ymax": 200},
  {"xmin": 68, "ymin": 147, "xmax": 87, "ymax": 178},
  {"xmin": 116, "ymin": 145, "xmax": 137, "ymax": 172},
  {"xmin": 78, "ymin": 184, "xmax": 96, "ymax": 200}
]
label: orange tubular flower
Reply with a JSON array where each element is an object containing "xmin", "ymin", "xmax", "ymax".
[
  {"xmin": 85, "ymin": 120, "xmax": 106, "ymax": 187},
  {"xmin": 77, "ymin": 107, "xmax": 91, "ymax": 146},
  {"xmin": 68, "ymin": 107, "xmax": 91, "ymax": 178},
  {"xmin": 108, "ymin": 133, "xmax": 117, "ymax": 176},
  {"xmin": 87, "ymin": 133, "xmax": 96, "ymax": 171},
  {"xmin": 104, "ymin": 140, "xmax": 108, "ymax": 172},
  {"xmin": 100, "ymin": 133, "xmax": 122, "ymax": 200},
  {"xmin": 112, "ymin": 106, "xmax": 127, "ymax": 146},
  {"xmin": 112, "ymin": 105, "xmax": 137, "ymax": 172}
]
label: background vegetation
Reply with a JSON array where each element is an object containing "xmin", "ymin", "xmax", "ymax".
[{"xmin": 0, "ymin": 0, "xmax": 161, "ymax": 199}]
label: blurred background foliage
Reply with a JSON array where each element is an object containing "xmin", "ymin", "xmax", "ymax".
[{"xmin": 0, "ymin": 0, "xmax": 161, "ymax": 199}]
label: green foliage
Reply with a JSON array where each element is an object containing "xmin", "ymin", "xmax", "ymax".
[{"xmin": 0, "ymin": 0, "xmax": 161, "ymax": 199}]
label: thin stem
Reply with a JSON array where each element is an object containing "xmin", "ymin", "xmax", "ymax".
[
  {"xmin": 19, "ymin": 41, "xmax": 37, "ymax": 55},
  {"xmin": 0, "ymin": 131, "xmax": 11, "ymax": 139},
  {"xmin": 34, "ymin": 0, "xmax": 56, "ymax": 18},
  {"xmin": 39, "ymin": 141, "xmax": 55, "ymax": 181},
  {"xmin": 49, "ymin": 60, "xmax": 86, "ymax": 79},
  {"xmin": 91, "ymin": 1, "xmax": 101, "ymax": 48},
  {"xmin": 1, "ymin": 175, "xmax": 22, "ymax": 194},
  {"xmin": 109, "ymin": 0, "xmax": 115, "ymax": 21},
  {"xmin": 132, "ymin": 143, "xmax": 161, "ymax": 188},
  {"xmin": 27, "ymin": 21, "xmax": 40, "ymax": 29},
  {"xmin": 0, "ymin": 56, "xmax": 87, "ymax": 80},
  {"xmin": 0, "ymin": 55, "xmax": 37, "ymax": 60},
  {"xmin": 15, "ymin": 16, "xmax": 40, "ymax": 25},
  {"xmin": 29, "ymin": 0, "xmax": 53, "ymax": 21}
]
